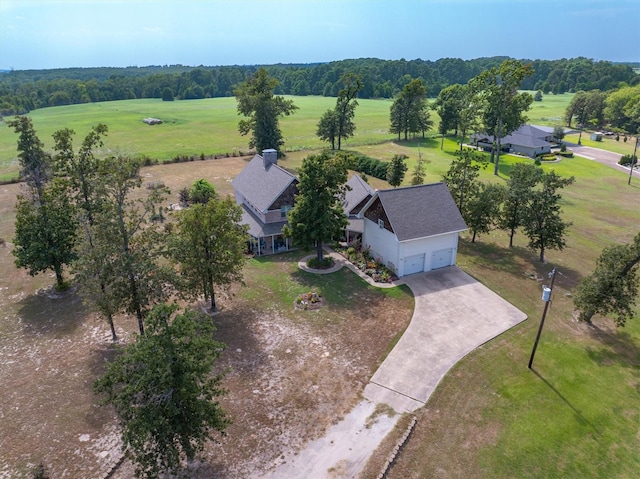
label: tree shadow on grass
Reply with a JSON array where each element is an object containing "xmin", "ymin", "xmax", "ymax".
[
  {"xmin": 17, "ymin": 285, "xmax": 87, "ymax": 337},
  {"xmin": 585, "ymin": 323, "xmax": 640, "ymax": 372},
  {"xmin": 459, "ymin": 239, "xmax": 584, "ymax": 291},
  {"xmin": 530, "ymin": 368, "xmax": 600, "ymax": 434}
]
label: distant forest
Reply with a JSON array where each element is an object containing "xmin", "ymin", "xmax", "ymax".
[{"xmin": 1, "ymin": 56, "xmax": 637, "ymax": 116}]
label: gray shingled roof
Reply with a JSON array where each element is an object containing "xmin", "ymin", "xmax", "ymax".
[
  {"xmin": 240, "ymin": 204, "xmax": 287, "ymax": 238},
  {"xmin": 472, "ymin": 124, "xmax": 552, "ymax": 149},
  {"xmin": 374, "ymin": 183, "xmax": 467, "ymax": 241},
  {"xmin": 231, "ymin": 154, "xmax": 297, "ymax": 212},
  {"xmin": 344, "ymin": 174, "xmax": 375, "ymax": 216}
]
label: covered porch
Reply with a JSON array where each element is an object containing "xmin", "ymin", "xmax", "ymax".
[{"xmin": 241, "ymin": 205, "xmax": 294, "ymax": 256}]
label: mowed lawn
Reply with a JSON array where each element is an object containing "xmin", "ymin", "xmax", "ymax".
[{"xmin": 0, "ymin": 92, "xmax": 579, "ymax": 182}]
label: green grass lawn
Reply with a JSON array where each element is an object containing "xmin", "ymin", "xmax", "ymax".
[{"xmin": 0, "ymin": 92, "xmax": 576, "ymax": 182}]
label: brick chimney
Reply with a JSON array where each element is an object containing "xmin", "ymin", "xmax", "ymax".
[{"xmin": 262, "ymin": 148, "xmax": 277, "ymax": 169}]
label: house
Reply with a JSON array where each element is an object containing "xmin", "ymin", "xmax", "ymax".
[
  {"xmin": 231, "ymin": 149, "xmax": 298, "ymax": 255},
  {"xmin": 343, "ymin": 174, "xmax": 375, "ymax": 244},
  {"xmin": 359, "ymin": 183, "xmax": 467, "ymax": 277},
  {"xmin": 471, "ymin": 124, "xmax": 555, "ymax": 158}
]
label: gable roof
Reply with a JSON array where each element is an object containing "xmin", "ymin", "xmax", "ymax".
[
  {"xmin": 344, "ymin": 174, "xmax": 375, "ymax": 216},
  {"xmin": 362, "ymin": 183, "xmax": 467, "ymax": 241},
  {"xmin": 473, "ymin": 124, "xmax": 552, "ymax": 149},
  {"xmin": 231, "ymin": 154, "xmax": 298, "ymax": 212}
]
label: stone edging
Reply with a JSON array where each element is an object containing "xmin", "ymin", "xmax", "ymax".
[
  {"xmin": 297, "ymin": 248, "xmax": 404, "ymax": 289},
  {"xmin": 376, "ymin": 416, "xmax": 417, "ymax": 479}
]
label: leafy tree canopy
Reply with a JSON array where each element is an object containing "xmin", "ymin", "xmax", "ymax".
[
  {"xmin": 94, "ymin": 304, "xmax": 229, "ymax": 479},
  {"xmin": 283, "ymin": 152, "xmax": 349, "ymax": 261}
]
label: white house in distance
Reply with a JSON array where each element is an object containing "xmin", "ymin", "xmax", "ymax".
[
  {"xmin": 359, "ymin": 183, "xmax": 467, "ymax": 278},
  {"xmin": 471, "ymin": 124, "xmax": 556, "ymax": 158}
]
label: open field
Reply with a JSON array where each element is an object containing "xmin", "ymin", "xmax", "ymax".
[
  {"xmin": 0, "ymin": 92, "xmax": 583, "ymax": 182},
  {"xmin": 1, "ymin": 98, "xmax": 639, "ymax": 477}
]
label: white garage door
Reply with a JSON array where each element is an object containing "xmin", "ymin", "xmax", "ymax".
[
  {"xmin": 431, "ymin": 248, "xmax": 453, "ymax": 270},
  {"xmin": 403, "ymin": 254, "xmax": 425, "ymax": 276}
]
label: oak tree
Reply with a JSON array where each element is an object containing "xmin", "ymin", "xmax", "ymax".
[
  {"xmin": 573, "ymin": 232, "xmax": 640, "ymax": 326},
  {"xmin": 94, "ymin": 304, "xmax": 229, "ymax": 479},
  {"xmin": 283, "ymin": 152, "xmax": 349, "ymax": 262},
  {"xmin": 234, "ymin": 67, "xmax": 298, "ymax": 156},
  {"xmin": 170, "ymin": 197, "xmax": 247, "ymax": 312}
]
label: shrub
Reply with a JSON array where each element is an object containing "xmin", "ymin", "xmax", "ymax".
[
  {"xmin": 534, "ymin": 158, "xmax": 542, "ymax": 166},
  {"xmin": 619, "ymin": 154, "xmax": 638, "ymax": 166},
  {"xmin": 560, "ymin": 143, "xmax": 567, "ymax": 152},
  {"xmin": 559, "ymin": 151, "xmax": 573, "ymax": 158},
  {"xmin": 307, "ymin": 256, "xmax": 334, "ymax": 269}
]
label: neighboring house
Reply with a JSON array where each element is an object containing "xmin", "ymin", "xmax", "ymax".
[
  {"xmin": 343, "ymin": 174, "xmax": 375, "ymax": 244},
  {"xmin": 471, "ymin": 124, "xmax": 556, "ymax": 158},
  {"xmin": 232, "ymin": 149, "xmax": 298, "ymax": 255},
  {"xmin": 359, "ymin": 183, "xmax": 467, "ymax": 278}
]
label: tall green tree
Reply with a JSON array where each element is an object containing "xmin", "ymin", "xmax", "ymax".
[
  {"xmin": 471, "ymin": 59, "xmax": 534, "ymax": 175},
  {"xmin": 499, "ymin": 162, "xmax": 543, "ymax": 248},
  {"xmin": 457, "ymin": 83, "xmax": 483, "ymax": 151},
  {"xmin": 573, "ymin": 232, "xmax": 640, "ymax": 326},
  {"xmin": 442, "ymin": 149, "xmax": 486, "ymax": 220},
  {"xmin": 521, "ymin": 170, "xmax": 574, "ymax": 262},
  {"xmin": 389, "ymin": 78, "xmax": 432, "ymax": 141},
  {"xmin": 466, "ymin": 183, "xmax": 506, "ymax": 243},
  {"xmin": 94, "ymin": 304, "xmax": 229, "ymax": 479},
  {"xmin": 565, "ymin": 90, "xmax": 607, "ymax": 129},
  {"xmin": 334, "ymin": 73, "xmax": 363, "ymax": 150},
  {"xmin": 170, "ymin": 197, "xmax": 247, "ymax": 312},
  {"xmin": 283, "ymin": 152, "xmax": 349, "ymax": 262},
  {"xmin": 7, "ymin": 116, "xmax": 52, "ymax": 197},
  {"xmin": 386, "ymin": 154, "xmax": 408, "ymax": 187},
  {"xmin": 433, "ymin": 83, "xmax": 465, "ymax": 149},
  {"xmin": 52, "ymin": 125, "xmax": 120, "ymax": 339},
  {"xmin": 234, "ymin": 67, "xmax": 298, "ymax": 156},
  {"xmin": 605, "ymin": 84, "xmax": 640, "ymax": 133},
  {"xmin": 87, "ymin": 156, "xmax": 174, "ymax": 335},
  {"xmin": 316, "ymin": 109, "xmax": 339, "ymax": 150},
  {"xmin": 317, "ymin": 74, "xmax": 363, "ymax": 150},
  {"xmin": 9, "ymin": 116, "xmax": 77, "ymax": 290},
  {"xmin": 13, "ymin": 181, "xmax": 78, "ymax": 290}
]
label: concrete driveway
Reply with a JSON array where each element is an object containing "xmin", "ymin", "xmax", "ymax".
[
  {"xmin": 364, "ymin": 266, "xmax": 527, "ymax": 413},
  {"xmin": 567, "ymin": 142, "xmax": 640, "ymax": 180}
]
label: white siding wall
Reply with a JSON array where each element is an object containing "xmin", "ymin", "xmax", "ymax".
[{"xmin": 362, "ymin": 218, "xmax": 400, "ymax": 273}]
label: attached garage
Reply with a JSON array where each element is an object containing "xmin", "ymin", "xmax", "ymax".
[
  {"xmin": 431, "ymin": 248, "xmax": 453, "ymax": 270},
  {"xmin": 360, "ymin": 183, "xmax": 468, "ymax": 278},
  {"xmin": 403, "ymin": 254, "xmax": 425, "ymax": 276}
]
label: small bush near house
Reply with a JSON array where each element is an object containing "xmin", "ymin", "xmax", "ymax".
[
  {"xmin": 307, "ymin": 256, "xmax": 334, "ymax": 269},
  {"xmin": 558, "ymin": 151, "xmax": 574, "ymax": 158}
]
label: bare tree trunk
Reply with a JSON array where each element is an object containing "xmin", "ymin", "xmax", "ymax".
[{"xmin": 316, "ymin": 242, "xmax": 323, "ymax": 262}]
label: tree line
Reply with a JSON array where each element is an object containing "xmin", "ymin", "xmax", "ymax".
[
  {"xmin": 1, "ymin": 56, "xmax": 637, "ymax": 115},
  {"xmin": 9, "ymin": 117, "xmax": 246, "ymax": 478}
]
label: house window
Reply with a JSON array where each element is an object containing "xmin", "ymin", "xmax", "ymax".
[
  {"xmin": 281, "ymin": 205, "xmax": 292, "ymax": 218},
  {"xmin": 378, "ymin": 219, "xmax": 384, "ymax": 229}
]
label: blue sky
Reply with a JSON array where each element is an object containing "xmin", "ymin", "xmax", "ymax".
[{"xmin": 1, "ymin": 0, "xmax": 638, "ymax": 70}]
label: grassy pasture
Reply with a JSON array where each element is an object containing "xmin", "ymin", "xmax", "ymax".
[{"xmin": 0, "ymin": 92, "xmax": 578, "ymax": 182}]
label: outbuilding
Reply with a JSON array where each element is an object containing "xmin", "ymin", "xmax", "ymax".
[{"xmin": 359, "ymin": 183, "xmax": 467, "ymax": 277}]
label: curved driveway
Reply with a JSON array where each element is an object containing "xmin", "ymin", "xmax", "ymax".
[
  {"xmin": 364, "ymin": 266, "xmax": 527, "ymax": 413},
  {"xmin": 567, "ymin": 142, "xmax": 640, "ymax": 180}
]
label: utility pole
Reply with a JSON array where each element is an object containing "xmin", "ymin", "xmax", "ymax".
[
  {"xmin": 528, "ymin": 267, "xmax": 557, "ymax": 370},
  {"xmin": 628, "ymin": 135, "xmax": 638, "ymax": 186}
]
